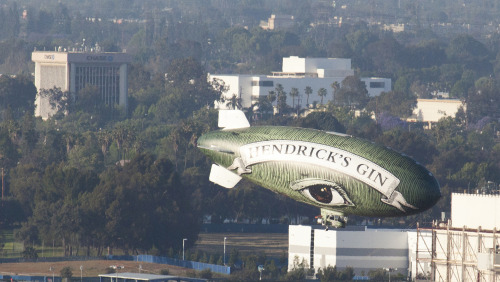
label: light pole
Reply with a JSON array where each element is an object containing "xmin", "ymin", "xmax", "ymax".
[
  {"xmin": 49, "ymin": 266, "xmax": 54, "ymax": 282},
  {"xmin": 182, "ymin": 238, "xmax": 187, "ymax": 260},
  {"xmin": 224, "ymin": 237, "xmax": 227, "ymax": 266},
  {"xmin": 384, "ymin": 267, "xmax": 396, "ymax": 282}
]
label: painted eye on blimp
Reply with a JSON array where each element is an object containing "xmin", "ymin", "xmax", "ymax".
[{"xmin": 290, "ymin": 179, "xmax": 354, "ymax": 207}]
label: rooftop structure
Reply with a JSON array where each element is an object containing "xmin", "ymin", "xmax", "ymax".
[{"xmin": 32, "ymin": 50, "xmax": 131, "ymax": 120}]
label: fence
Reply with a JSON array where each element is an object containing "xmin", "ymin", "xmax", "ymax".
[
  {"xmin": 0, "ymin": 255, "xmax": 230, "ymax": 276},
  {"xmin": 0, "ymin": 275, "xmax": 100, "ymax": 282},
  {"xmin": 0, "ymin": 256, "xmax": 104, "ymax": 264},
  {"xmin": 107, "ymin": 255, "xmax": 231, "ymax": 275}
]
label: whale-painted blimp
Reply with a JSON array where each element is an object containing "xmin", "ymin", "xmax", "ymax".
[{"xmin": 197, "ymin": 110, "xmax": 441, "ymax": 227}]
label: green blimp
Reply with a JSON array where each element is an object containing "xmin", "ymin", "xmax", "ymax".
[{"xmin": 197, "ymin": 110, "xmax": 441, "ymax": 227}]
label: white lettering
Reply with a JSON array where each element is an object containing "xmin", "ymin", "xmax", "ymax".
[{"xmin": 240, "ymin": 140, "xmax": 400, "ymax": 197}]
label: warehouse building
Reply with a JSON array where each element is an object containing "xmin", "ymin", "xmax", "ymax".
[
  {"xmin": 289, "ymin": 192, "xmax": 500, "ymax": 280},
  {"xmin": 32, "ymin": 50, "xmax": 131, "ymax": 119},
  {"xmin": 288, "ymin": 225, "xmax": 421, "ymax": 278}
]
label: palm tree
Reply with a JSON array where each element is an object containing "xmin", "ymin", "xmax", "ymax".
[
  {"xmin": 267, "ymin": 90, "xmax": 276, "ymax": 113},
  {"xmin": 318, "ymin": 88, "xmax": 327, "ymax": 105},
  {"xmin": 304, "ymin": 86, "xmax": 313, "ymax": 108},
  {"xmin": 290, "ymin": 87, "xmax": 299, "ymax": 109},
  {"xmin": 227, "ymin": 94, "xmax": 242, "ymax": 110},
  {"xmin": 330, "ymin": 81, "xmax": 340, "ymax": 105}
]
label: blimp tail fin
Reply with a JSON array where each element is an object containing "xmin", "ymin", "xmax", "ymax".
[
  {"xmin": 209, "ymin": 164, "xmax": 242, "ymax": 188},
  {"xmin": 219, "ymin": 110, "xmax": 250, "ymax": 129}
]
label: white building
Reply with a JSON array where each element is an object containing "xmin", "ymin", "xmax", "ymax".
[
  {"xmin": 289, "ymin": 193, "xmax": 500, "ymax": 280},
  {"xmin": 288, "ymin": 225, "xmax": 417, "ymax": 277},
  {"xmin": 260, "ymin": 14, "xmax": 295, "ymax": 30},
  {"xmin": 32, "ymin": 50, "xmax": 131, "ymax": 120},
  {"xmin": 417, "ymin": 193, "xmax": 500, "ymax": 281},
  {"xmin": 409, "ymin": 98, "xmax": 465, "ymax": 124},
  {"xmin": 451, "ymin": 193, "xmax": 500, "ymax": 231},
  {"xmin": 210, "ymin": 56, "xmax": 391, "ymax": 110}
]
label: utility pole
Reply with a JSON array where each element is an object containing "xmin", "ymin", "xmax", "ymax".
[{"xmin": 1, "ymin": 167, "xmax": 4, "ymax": 207}]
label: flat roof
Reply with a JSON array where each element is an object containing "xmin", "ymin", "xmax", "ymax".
[
  {"xmin": 98, "ymin": 272, "xmax": 206, "ymax": 282},
  {"xmin": 32, "ymin": 51, "xmax": 131, "ymax": 64}
]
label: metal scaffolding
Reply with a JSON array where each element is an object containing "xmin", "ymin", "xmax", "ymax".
[{"xmin": 416, "ymin": 222, "xmax": 500, "ymax": 282}]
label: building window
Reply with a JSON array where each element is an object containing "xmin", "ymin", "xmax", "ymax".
[
  {"xmin": 251, "ymin": 81, "xmax": 274, "ymax": 87},
  {"xmin": 75, "ymin": 65, "xmax": 120, "ymax": 105},
  {"xmin": 370, "ymin": 82, "xmax": 385, "ymax": 88}
]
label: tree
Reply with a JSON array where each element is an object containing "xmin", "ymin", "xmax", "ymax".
[
  {"xmin": 317, "ymin": 265, "xmax": 338, "ymax": 282},
  {"xmin": 227, "ymin": 94, "xmax": 242, "ymax": 110},
  {"xmin": 330, "ymin": 81, "xmax": 340, "ymax": 104},
  {"xmin": 304, "ymin": 86, "xmax": 313, "ymax": 108},
  {"xmin": 366, "ymin": 90, "xmax": 417, "ymax": 118},
  {"xmin": 376, "ymin": 129, "xmax": 438, "ymax": 165},
  {"xmin": 39, "ymin": 87, "xmax": 70, "ymax": 118},
  {"xmin": 467, "ymin": 77, "xmax": 500, "ymax": 124},
  {"xmin": 88, "ymin": 154, "xmax": 200, "ymax": 254},
  {"xmin": 446, "ymin": 34, "xmax": 492, "ymax": 75},
  {"xmin": 0, "ymin": 75, "xmax": 37, "ymax": 119},
  {"xmin": 334, "ymin": 76, "xmax": 369, "ymax": 109},
  {"xmin": 289, "ymin": 87, "xmax": 299, "ymax": 110},
  {"xmin": 275, "ymin": 84, "xmax": 287, "ymax": 115},
  {"xmin": 317, "ymin": 87, "xmax": 327, "ymax": 105},
  {"xmin": 75, "ymin": 85, "xmax": 102, "ymax": 114},
  {"xmin": 153, "ymin": 58, "xmax": 220, "ymax": 123},
  {"xmin": 21, "ymin": 246, "xmax": 38, "ymax": 259},
  {"xmin": 60, "ymin": 266, "xmax": 73, "ymax": 278},
  {"xmin": 294, "ymin": 111, "xmax": 346, "ymax": 133}
]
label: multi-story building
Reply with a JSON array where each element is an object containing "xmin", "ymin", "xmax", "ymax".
[
  {"xmin": 32, "ymin": 50, "xmax": 131, "ymax": 119},
  {"xmin": 210, "ymin": 56, "xmax": 391, "ymax": 110}
]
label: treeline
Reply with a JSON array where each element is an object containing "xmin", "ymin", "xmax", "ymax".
[{"xmin": 0, "ymin": 0, "xmax": 499, "ymax": 258}]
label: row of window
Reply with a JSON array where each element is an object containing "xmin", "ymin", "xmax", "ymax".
[
  {"xmin": 250, "ymin": 80, "xmax": 386, "ymax": 89},
  {"xmin": 74, "ymin": 65, "xmax": 121, "ymax": 105}
]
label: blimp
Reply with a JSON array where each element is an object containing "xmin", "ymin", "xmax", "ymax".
[{"xmin": 197, "ymin": 110, "xmax": 441, "ymax": 228}]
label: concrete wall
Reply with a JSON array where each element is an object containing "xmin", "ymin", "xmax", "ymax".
[
  {"xmin": 451, "ymin": 193, "xmax": 500, "ymax": 230},
  {"xmin": 289, "ymin": 225, "xmax": 410, "ymax": 276},
  {"xmin": 282, "ymin": 57, "xmax": 352, "ymax": 74},
  {"xmin": 411, "ymin": 99, "xmax": 464, "ymax": 123},
  {"xmin": 288, "ymin": 225, "xmax": 312, "ymax": 270}
]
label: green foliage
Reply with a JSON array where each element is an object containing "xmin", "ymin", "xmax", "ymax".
[
  {"xmin": 376, "ymin": 129, "xmax": 438, "ymax": 165},
  {"xmin": 368, "ymin": 268, "xmax": 387, "ymax": 281},
  {"xmin": 317, "ymin": 265, "xmax": 355, "ymax": 281},
  {"xmin": 21, "ymin": 246, "xmax": 38, "ymax": 259},
  {"xmin": 159, "ymin": 269, "xmax": 169, "ymax": 275},
  {"xmin": 366, "ymin": 90, "xmax": 417, "ymax": 118},
  {"xmin": 334, "ymin": 76, "xmax": 369, "ymax": 109},
  {"xmin": 2, "ymin": 0, "xmax": 500, "ymax": 260},
  {"xmin": 293, "ymin": 111, "xmax": 346, "ymax": 133},
  {"xmin": 60, "ymin": 266, "xmax": 73, "ymax": 278},
  {"xmin": 199, "ymin": 268, "xmax": 213, "ymax": 279}
]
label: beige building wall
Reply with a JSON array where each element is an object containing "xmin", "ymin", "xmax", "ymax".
[{"xmin": 410, "ymin": 99, "xmax": 464, "ymax": 123}]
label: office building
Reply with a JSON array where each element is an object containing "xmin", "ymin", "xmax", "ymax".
[{"xmin": 32, "ymin": 50, "xmax": 131, "ymax": 119}]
